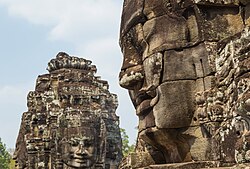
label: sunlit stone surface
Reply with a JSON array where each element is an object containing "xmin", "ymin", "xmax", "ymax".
[
  {"xmin": 14, "ymin": 52, "xmax": 122, "ymax": 169},
  {"xmin": 119, "ymin": 0, "xmax": 250, "ymax": 168}
]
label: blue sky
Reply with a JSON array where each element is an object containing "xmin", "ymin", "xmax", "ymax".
[{"xmin": 0, "ymin": 0, "xmax": 137, "ymax": 149}]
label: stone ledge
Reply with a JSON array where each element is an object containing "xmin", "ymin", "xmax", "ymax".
[
  {"xmin": 141, "ymin": 161, "xmax": 220, "ymax": 169},
  {"xmin": 201, "ymin": 163, "xmax": 250, "ymax": 169},
  {"xmin": 140, "ymin": 162, "xmax": 250, "ymax": 169}
]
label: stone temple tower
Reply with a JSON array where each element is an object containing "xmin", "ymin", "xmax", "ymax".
[{"xmin": 14, "ymin": 52, "xmax": 122, "ymax": 169}]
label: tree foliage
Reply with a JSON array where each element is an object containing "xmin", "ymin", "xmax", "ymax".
[
  {"xmin": 120, "ymin": 128, "xmax": 135, "ymax": 157},
  {"xmin": 9, "ymin": 159, "xmax": 16, "ymax": 169},
  {"xmin": 0, "ymin": 138, "xmax": 11, "ymax": 169}
]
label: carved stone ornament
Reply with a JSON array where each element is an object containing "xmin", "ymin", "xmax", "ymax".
[
  {"xmin": 14, "ymin": 52, "xmax": 122, "ymax": 169},
  {"xmin": 119, "ymin": 0, "xmax": 250, "ymax": 168}
]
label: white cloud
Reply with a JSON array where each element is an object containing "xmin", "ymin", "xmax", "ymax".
[
  {"xmin": 0, "ymin": 0, "xmax": 137, "ymax": 146},
  {"xmin": 0, "ymin": 83, "xmax": 33, "ymax": 106},
  {"xmin": 0, "ymin": 83, "xmax": 34, "ymax": 148},
  {"xmin": 76, "ymin": 37, "xmax": 121, "ymax": 75},
  {"xmin": 0, "ymin": 0, "xmax": 122, "ymax": 43},
  {"xmin": 0, "ymin": 0, "xmax": 123, "ymax": 80}
]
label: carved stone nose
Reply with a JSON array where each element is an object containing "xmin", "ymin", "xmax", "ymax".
[
  {"xmin": 76, "ymin": 143, "xmax": 87, "ymax": 155},
  {"xmin": 119, "ymin": 65, "xmax": 144, "ymax": 90}
]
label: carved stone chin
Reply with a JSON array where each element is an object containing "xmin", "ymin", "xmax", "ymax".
[{"xmin": 119, "ymin": 0, "xmax": 250, "ymax": 168}]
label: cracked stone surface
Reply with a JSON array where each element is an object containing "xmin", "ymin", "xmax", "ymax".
[
  {"xmin": 14, "ymin": 52, "xmax": 122, "ymax": 169},
  {"xmin": 118, "ymin": 0, "xmax": 250, "ymax": 168}
]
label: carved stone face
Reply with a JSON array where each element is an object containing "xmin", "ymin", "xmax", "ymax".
[
  {"xmin": 119, "ymin": 0, "xmax": 249, "ymax": 165},
  {"xmin": 61, "ymin": 127, "xmax": 97, "ymax": 168},
  {"xmin": 119, "ymin": 0, "xmax": 202, "ymax": 132},
  {"xmin": 118, "ymin": 0, "xmax": 214, "ymax": 163},
  {"xmin": 119, "ymin": 0, "xmax": 244, "ymax": 131}
]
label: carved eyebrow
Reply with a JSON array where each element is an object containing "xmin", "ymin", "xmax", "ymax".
[
  {"xmin": 84, "ymin": 138, "xmax": 95, "ymax": 142},
  {"xmin": 82, "ymin": 138, "xmax": 95, "ymax": 142},
  {"xmin": 70, "ymin": 137, "xmax": 94, "ymax": 141}
]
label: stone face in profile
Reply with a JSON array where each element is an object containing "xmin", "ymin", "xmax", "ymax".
[
  {"xmin": 119, "ymin": 0, "xmax": 250, "ymax": 168},
  {"xmin": 14, "ymin": 52, "xmax": 122, "ymax": 169}
]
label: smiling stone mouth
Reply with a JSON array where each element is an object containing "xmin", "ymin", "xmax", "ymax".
[
  {"xmin": 71, "ymin": 154, "xmax": 90, "ymax": 161},
  {"xmin": 136, "ymin": 90, "xmax": 154, "ymax": 105},
  {"xmin": 72, "ymin": 157, "xmax": 90, "ymax": 165},
  {"xmin": 135, "ymin": 93, "xmax": 154, "ymax": 116},
  {"xmin": 74, "ymin": 159, "xmax": 87, "ymax": 163},
  {"xmin": 136, "ymin": 88, "xmax": 160, "ymax": 116},
  {"xmin": 136, "ymin": 99, "xmax": 152, "ymax": 116}
]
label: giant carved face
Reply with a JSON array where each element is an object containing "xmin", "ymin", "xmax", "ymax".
[
  {"xmin": 59, "ymin": 113, "xmax": 98, "ymax": 168},
  {"xmin": 118, "ymin": 2, "xmax": 207, "ymax": 162},
  {"xmin": 118, "ymin": 0, "xmax": 211, "ymax": 131},
  {"xmin": 61, "ymin": 131, "xmax": 96, "ymax": 168},
  {"xmin": 118, "ymin": 0, "xmax": 246, "ymax": 164}
]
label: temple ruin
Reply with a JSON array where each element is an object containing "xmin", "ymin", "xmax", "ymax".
[
  {"xmin": 119, "ymin": 0, "xmax": 250, "ymax": 168},
  {"xmin": 13, "ymin": 0, "xmax": 250, "ymax": 168},
  {"xmin": 14, "ymin": 52, "xmax": 122, "ymax": 169}
]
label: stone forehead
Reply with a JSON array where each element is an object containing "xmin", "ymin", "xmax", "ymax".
[
  {"xmin": 69, "ymin": 136, "xmax": 95, "ymax": 140},
  {"xmin": 64, "ymin": 127, "xmax": 97, "ymax": 138},
  {"xmin": 120, "ymin": 0, "xmax": 241, "ymax": 39}
]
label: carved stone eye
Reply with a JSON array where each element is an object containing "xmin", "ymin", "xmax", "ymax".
[
  {"xmin": 69, "ymin": 139, "xmax": 79, "ymax": 146},
  {"xmin": 84, "ymin": 140, "xmax": 92, "ymax": 147}
]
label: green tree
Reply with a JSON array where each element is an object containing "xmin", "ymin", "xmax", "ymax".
[
  {"xmin": 9, "ymin": 159, "xmax": 15, "ymax": 169},
  {"xmin": 0, "ymin": 138, "xmax": 11, "ymax": 169},
  {"xmin": 120, "ymin": 128, "xmax": 135, "ymax": 157}
]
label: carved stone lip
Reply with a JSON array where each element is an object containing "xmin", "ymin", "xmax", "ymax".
[
  {"xmin": 72, "ymin": 158, "xmax": 89, "ymax": 165},
  {"xmin": 74, "ymin": 159, "xmax": 87, "ymax": 163},
  {"xmin": 136, "ymin": 99, "xmax": 152, "ymax": 116},
  {"xmin": 72, "ymin": 154, "xmax": 91, "ymax": 161},
  {"xmin": 135, "ymin": 87, "xmax": 160, "ymax": 116},
  {"xmin": 135, "ymin": 92, "xmax": 152, "ymax": 106}
]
